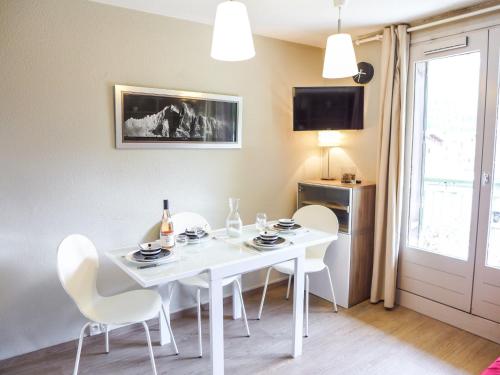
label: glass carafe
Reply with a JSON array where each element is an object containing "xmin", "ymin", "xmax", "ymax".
[{"xmin": 226, "ymin": 197, "xmax": 243, "ymax": 237}]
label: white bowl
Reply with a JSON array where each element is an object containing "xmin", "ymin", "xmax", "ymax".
[
  {"xmin": 140, "ymin": 249, "xmax": 162, "ymax": 256},
  {"xmin": 139, "ymin": 242, "xmax": 161, "ymax": 251},
  {"xmin": 278, "ymin": 218, "xmax": 294, "ymax": 227},
  {"xmin": 259, "ymin": 230, "xmax": 279, "ymax": 239}
]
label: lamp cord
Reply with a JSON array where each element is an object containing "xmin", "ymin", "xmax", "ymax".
[
  {"xmin": 328, "ymin": 148, "xmax": 331, "ymax": 179},
  {"xmin": 337, "ymin": 5, "xmax": 342, "ymax": 33}
]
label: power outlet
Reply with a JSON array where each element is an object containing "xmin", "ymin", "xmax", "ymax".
[{"xmin": 89, "ymin": 323, "xmax": 103, "ymax": 336}]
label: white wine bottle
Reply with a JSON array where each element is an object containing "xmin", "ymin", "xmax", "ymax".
[{"xmin": 160, "ymin": 200, "xmax": 175, "ymax": 249}]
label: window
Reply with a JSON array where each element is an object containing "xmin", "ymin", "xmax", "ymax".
[{"xmin": 407, "ymin": 52, "xmax": 481, "ymax": 260}]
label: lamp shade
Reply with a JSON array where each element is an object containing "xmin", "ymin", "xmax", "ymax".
[
  {"xmin": 322, "ymin": 33, "xmax": 358, "ymax": 79},
  {"xmin": 211, "ymin": 1, "xmax": 255, "ymax": 61},
  {"xmin": 318, "ymin": 130, "xmax": 342, "ymax": 147}
]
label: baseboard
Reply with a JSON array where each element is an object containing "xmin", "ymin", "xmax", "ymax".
[{"xmin": 397, "ymin": 289, "xmax": 500, "ymax": 344}]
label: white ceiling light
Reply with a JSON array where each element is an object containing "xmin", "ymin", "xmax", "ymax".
[
  {"xmin": 322, "ymin": 0, "xmax": 358, "ymax": 79},
  {"xmin": 211, "ymin": 0, "xmax": 255, "ymax": 62}
]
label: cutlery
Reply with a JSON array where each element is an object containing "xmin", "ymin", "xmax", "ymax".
[
  {"xmin": 138, "ymin": 263, "xmax": 161, "ymax": 269},
  {"xmin": 244, "ymin": 242, "xmax": 260, "ymax": 251},
  {"xmin": 279, "ymin": 230, "xmax": 309, "ymax": 236}
]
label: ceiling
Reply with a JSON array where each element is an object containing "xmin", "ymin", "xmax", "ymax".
[{"xmin": 92, "ymin": 0, "xmax": 486, "ymax": 47}]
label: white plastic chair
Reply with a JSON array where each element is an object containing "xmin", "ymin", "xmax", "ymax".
[
  {"xmin": 57, "ymin": 234, "xmax": 178, "ymax": 375},
  {"xmin": 257, "ymin": 205, "xmax": 338, "ymax": 337},
  {"xmin": 173, "ymin": 212, "xmax": 250, "ymax": 358}
]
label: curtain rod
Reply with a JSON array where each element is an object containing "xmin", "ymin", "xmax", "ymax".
[
  {"xmin": 354, "ymin": 34, "xmax": 383, "ymax": 45},
  {"xmin": 354, "ymin": 3, "xmax": 500, "ymax": 45},
  {"xmin": 407, "ymin": 4, "xmax": 500, "ymax": 32}
]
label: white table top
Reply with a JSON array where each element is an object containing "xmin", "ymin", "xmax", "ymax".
[{"xmin": 105, "ymin": 224, "xmax": 338, "ymax": 288}]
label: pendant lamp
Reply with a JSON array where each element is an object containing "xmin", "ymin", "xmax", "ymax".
[
  {"xmin": 211, "ymin": 0, "xmax": 255, "ymax": 61},
  {"xmin": 322, "ymin": 0, "xmax": 358, "ymax": 78}
]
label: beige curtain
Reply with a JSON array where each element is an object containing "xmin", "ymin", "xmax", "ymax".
[{"xmin": 371, "ymin": 25, "xmax": 409, "ymax": 308}]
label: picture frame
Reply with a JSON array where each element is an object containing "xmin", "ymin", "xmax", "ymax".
[{"xmin": 114, "ymin": 85, "xmax": 242, "ymax": 149}]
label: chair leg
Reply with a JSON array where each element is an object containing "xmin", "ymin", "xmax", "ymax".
[
  {"xmin": 161, "ymin": 304, "xmax": 179, "ymax": 355},
  {"xmin": 234, "ymin": 279, "xmax": 250, "ymax": 337},
  {"xmin": 104, "ymin": 324, "xmax": 109, "ymax": 353},
  {"xmin": 73, "ymin": 322, "xmax": 91, "ymax": 375},
  {"xmin": 286, "ymin": 274, "xmax": 292, "ymax": 300},
  {"xmin": 257, "ymin": 267, "xmax": 272, "ymax": 320},
  {"xmin": 325, "ymin": 266, "xmax": 338, "ymax": 312},
  {"xmin": 305, "ymin": 274, "xmax": 309, "ymax": 337},
  {"xmin": 197, "ymin": 288, "xmax": 203, "ymax": 358},
  {"xmin": 141, "ymin": 321, "xmax": 158, "ymax": 375}
]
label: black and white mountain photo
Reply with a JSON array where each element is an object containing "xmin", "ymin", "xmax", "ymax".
[{"xmin": 121, "ymin": 92, "xmax": 238, "ymax": 144}]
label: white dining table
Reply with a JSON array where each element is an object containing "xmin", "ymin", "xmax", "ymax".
[{"xmin": 105, "ymin": 224, "xmax": 337, "ymax": 375}]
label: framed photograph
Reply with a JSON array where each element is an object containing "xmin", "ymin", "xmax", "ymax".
[{"xmin": 114, "ymin": 85, "xmax": 242, "ymax": 149}]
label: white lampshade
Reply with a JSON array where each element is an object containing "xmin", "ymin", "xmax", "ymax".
[
  {"xmin": 211, "ymin": 1, "xmax": 255, "ymax": 62},
  {"xmin": 322, "ymin": 33, "xmax": 358, "ymax": 79},
  {"xmin": 318, "ymin": 130, "xmax": 343, "ymax": 147}
]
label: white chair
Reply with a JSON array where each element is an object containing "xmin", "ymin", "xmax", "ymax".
[
  {"xmin": 257, "ymin": 205, "xmax": 338, "ymax": 337},
  {"xmin": 57, "ymin": 234, "xmax": 178, "ymax": 375},
  {"xmin": 173, "ymin": 212, "xmax": 250, "ymax": 357}
]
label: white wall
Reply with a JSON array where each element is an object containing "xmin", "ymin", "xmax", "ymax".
[{"xmin": 0, "ymin": 0, "xmax": 328, "ymax": 360}]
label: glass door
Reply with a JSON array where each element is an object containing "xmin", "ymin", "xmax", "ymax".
[
  {"xmin": 472, "ymin": 26, "xmax": 500, "ymax": 323},
  {"xmin": 399, "ymin": 29, "xmax": 488, "ymax": 312}
]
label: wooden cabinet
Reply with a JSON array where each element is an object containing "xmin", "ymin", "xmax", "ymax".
[{"xmin": 298, "ymin": 180, "xmax": 376, "ymax": 308}]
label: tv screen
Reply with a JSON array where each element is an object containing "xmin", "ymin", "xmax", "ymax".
[{"xmin": 293, "ymin": 86, "xmax": 364, "ymax": 131}]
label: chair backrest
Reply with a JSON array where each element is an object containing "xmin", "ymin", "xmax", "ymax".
[
  {"xmin": 57, "ymin": 234, "xmax": 100, "ymax": 314},
  {"xmin": 292, "ymin": 205, "xmax": 339, "ymax": 260},
  {"xmin": 172, "ymin": 212, "xmax": 212, "ymax": 235}
]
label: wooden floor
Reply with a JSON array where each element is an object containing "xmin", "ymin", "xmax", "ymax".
[{"xmin": 1, "ymin": 283, "xmax": 499, "ymax": 375}]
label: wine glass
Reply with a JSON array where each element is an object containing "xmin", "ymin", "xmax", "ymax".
[
  {"xmin": 255, "ymin": 213, "xmax": 267, "ymax": 231},
  {"xmin": 175, "ymin": 233, "xmax": 188, "ymax": 246}
]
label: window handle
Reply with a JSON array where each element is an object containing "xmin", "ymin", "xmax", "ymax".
[{"xmin": 482, "ymin": 172, "xmax": 491, "ymax": 186}]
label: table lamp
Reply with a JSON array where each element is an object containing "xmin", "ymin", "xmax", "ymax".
[{"xmin": 318, "ymin": 131, "xmax": 342, "ymax": 180}]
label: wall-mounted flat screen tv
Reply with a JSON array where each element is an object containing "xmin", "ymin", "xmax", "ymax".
[{"xmin": 293, "ymin": 86, "xmax": 364, "ymax": 131}]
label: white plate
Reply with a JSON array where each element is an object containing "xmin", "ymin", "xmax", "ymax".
[
  {"xmin": 272, "ymin": 223, "xmax": 302, "ymax": 233},
  {"xmin": 140, "ymin": 251, "xmax": 162, "ymax": 257},
  {"xmin": 125, "ymin": 249, "xmax": 176, "ymax": 265},
  {"xmin": 248, "ymin": 237, "xmax": 289, "ymax": 251}
]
